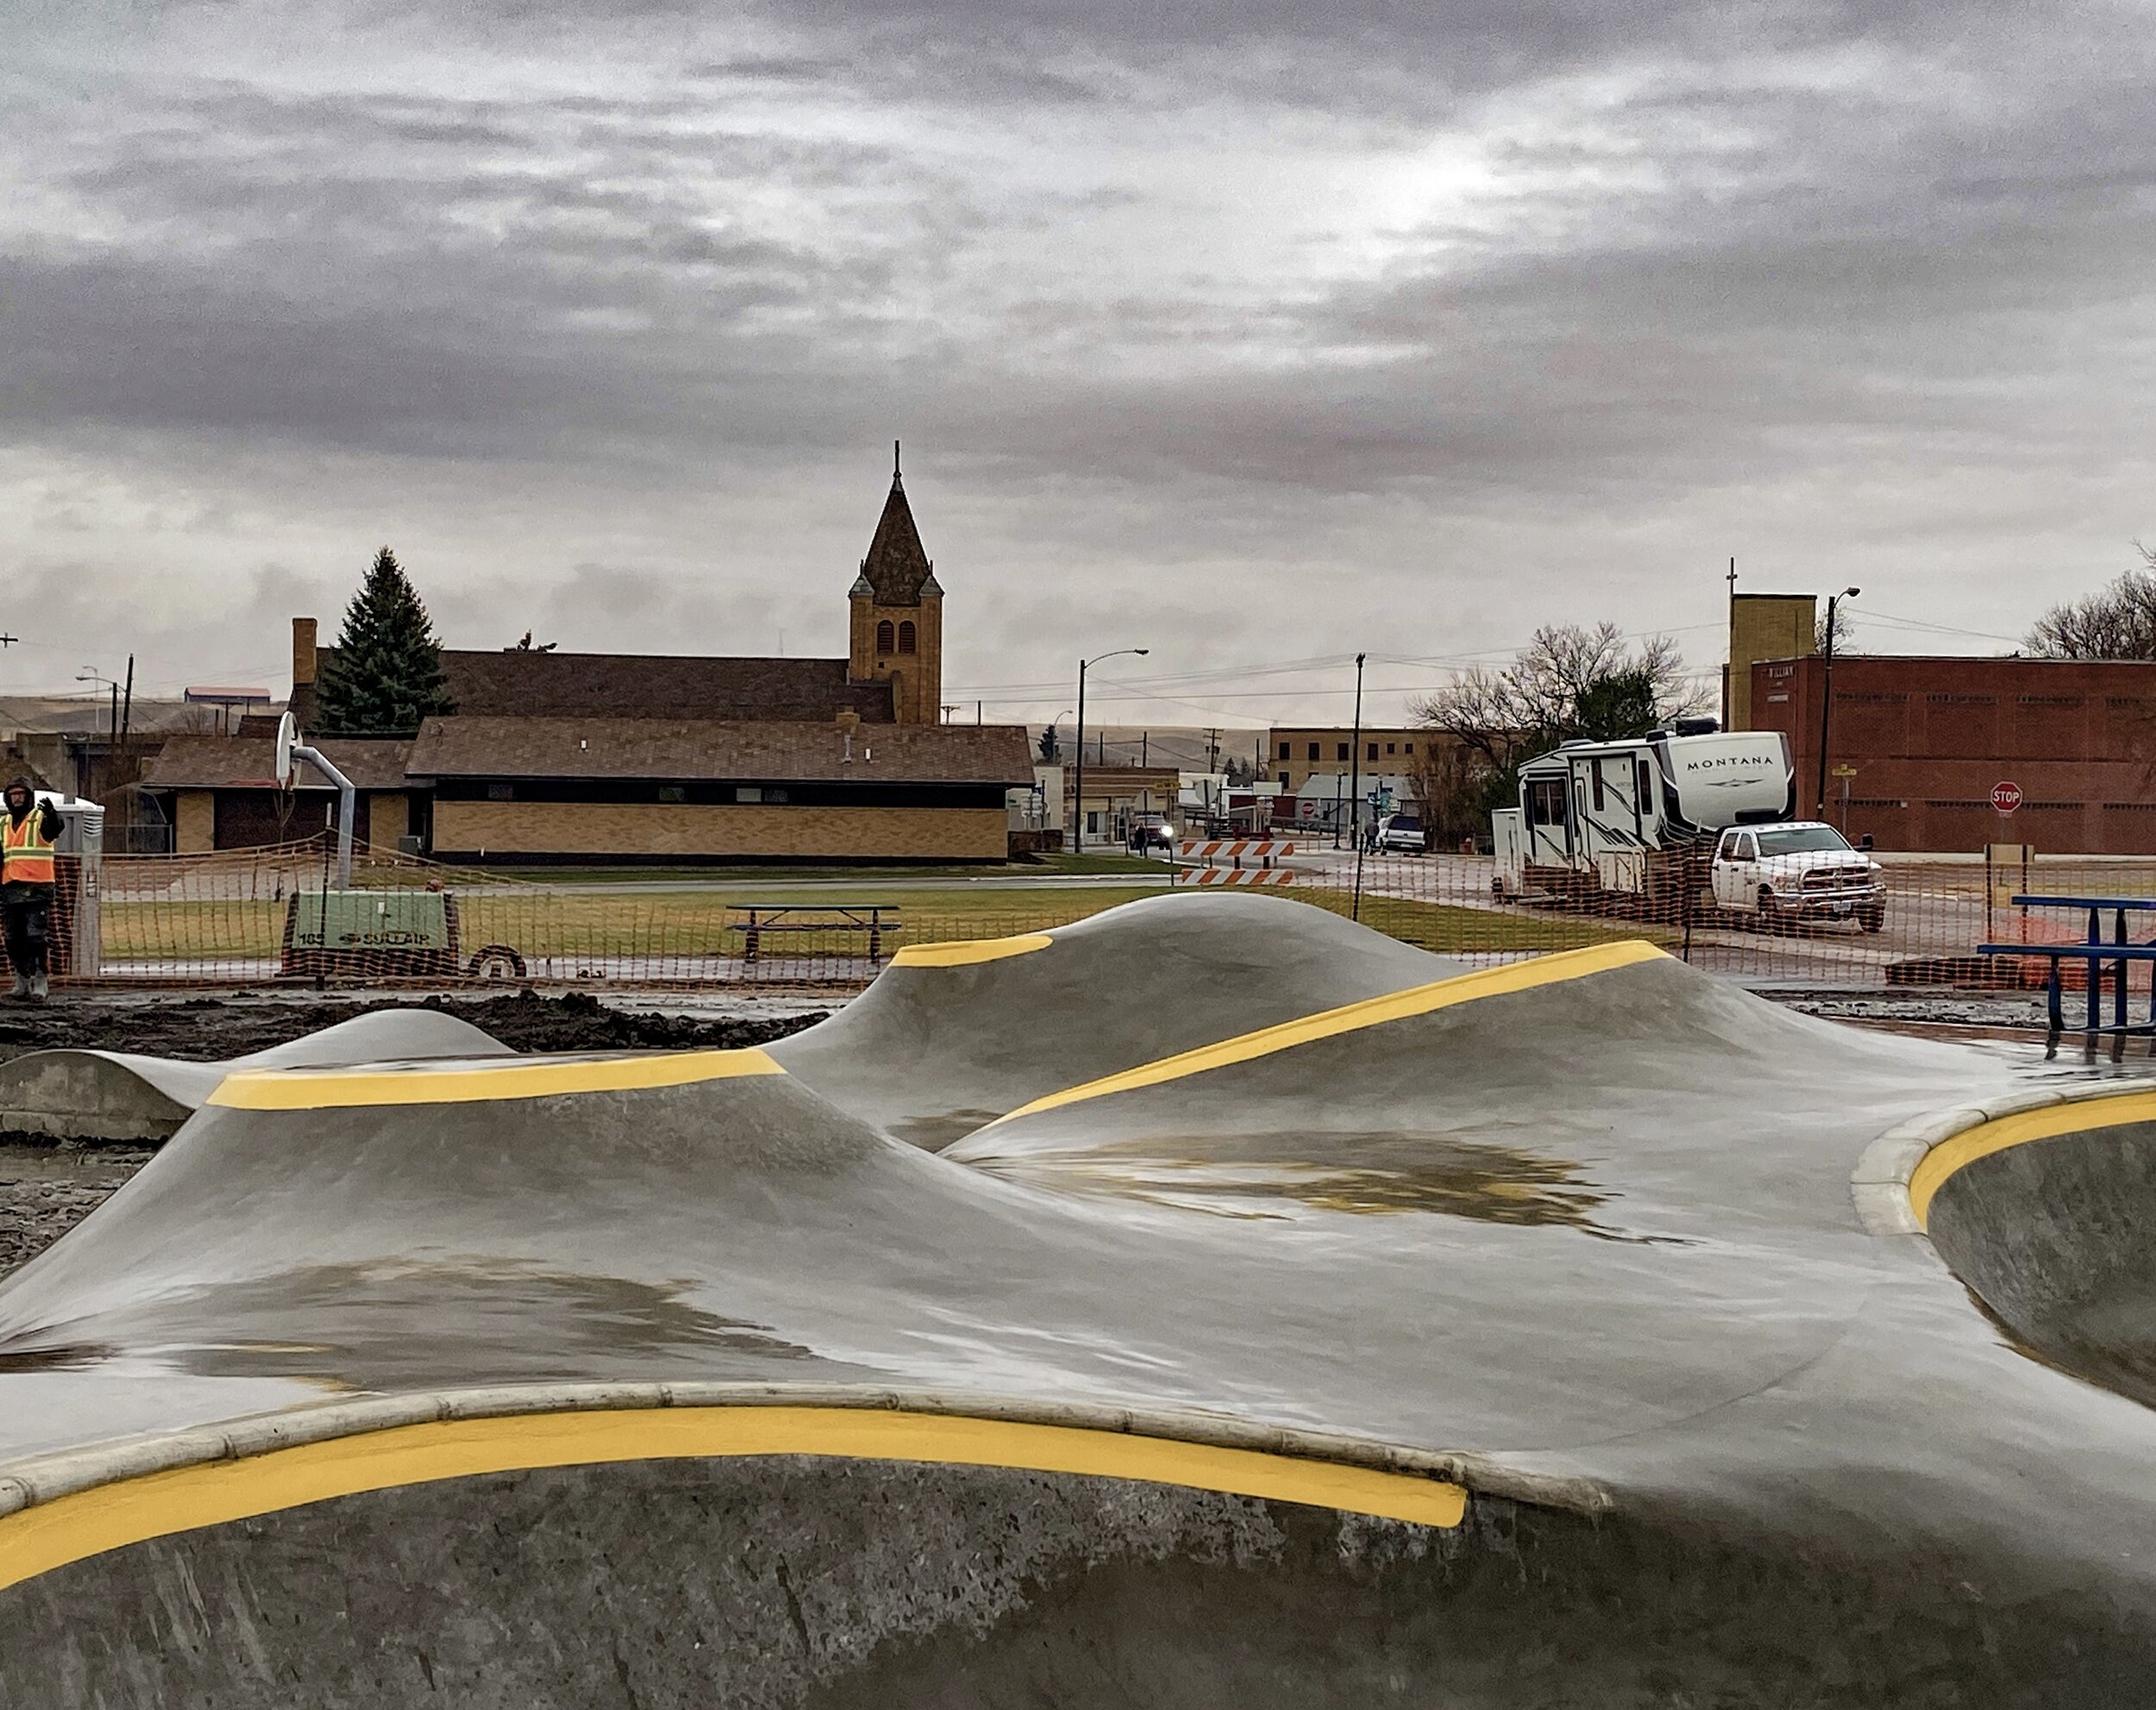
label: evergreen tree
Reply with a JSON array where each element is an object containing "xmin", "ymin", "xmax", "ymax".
[{"xmin": 314, "ymin": 548, "xmax": 454, "ymax": 736}]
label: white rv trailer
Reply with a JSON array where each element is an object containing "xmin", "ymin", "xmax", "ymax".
[{"xmin": 1491, "ymin": 726, "xmax": 1793, "ymax": 907}]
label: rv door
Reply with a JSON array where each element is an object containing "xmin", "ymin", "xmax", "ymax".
[{"xmin": 1524, "ymin": 774, "xmax": 1572, "ymax": 866}]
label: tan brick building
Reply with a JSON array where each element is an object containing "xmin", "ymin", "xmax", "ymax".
[
  {"xmin": 1267, "ymin": 726, "xmax": 1431, "ymax": 795},
  {"xmin": 413, "ymin": 718, "xmax": 1025, "ymax": 863}
]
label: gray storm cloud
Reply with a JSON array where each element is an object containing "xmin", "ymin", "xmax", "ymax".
[{"xmin": 0, "ymin": 0, "xmax": 2149, "ymax": 717}]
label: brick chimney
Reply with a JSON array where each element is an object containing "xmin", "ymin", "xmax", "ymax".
[{"xmin": 291, "ymin": 617, "xmax": 318, "ymax": 687}]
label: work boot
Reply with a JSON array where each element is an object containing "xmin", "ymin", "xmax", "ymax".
[{"xmin": 28, "ymin": 974, "xmax": 47, "ymax": 1004}]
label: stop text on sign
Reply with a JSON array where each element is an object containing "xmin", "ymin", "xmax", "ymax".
[{"xmin": 1990, "ymin": 780, "xmax": 2023, "ymax": 814}]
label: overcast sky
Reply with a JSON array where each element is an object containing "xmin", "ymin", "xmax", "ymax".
[{"xmin": 3, "ymin": 0, "xmax": 2151, "ymax": 726}]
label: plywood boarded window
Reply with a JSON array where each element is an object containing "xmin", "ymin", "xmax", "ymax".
[
  {"xmin": 898, "ymin": 620, "xmax": 917, "ymax": 655},
  {"xmin": 876, "ymin": 620, "xmax": 895, "ymax": 655}
]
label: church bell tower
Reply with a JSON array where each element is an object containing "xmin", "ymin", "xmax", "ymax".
[{"xmin": 847, "ymin": 442, "xmax": 943, "ymax": 724}]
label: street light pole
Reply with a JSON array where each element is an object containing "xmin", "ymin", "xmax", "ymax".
[
  {"xmin": 1350, "ymin": 653, "xmax": 1369, "ymax": 920},
  {"xmin": 1074, "ymin": 648, "xmax": 1147, "ymax": 853},
  {"xmin": 1815, "ymin": 586, "xmax": 1859, "ymax": 817}
]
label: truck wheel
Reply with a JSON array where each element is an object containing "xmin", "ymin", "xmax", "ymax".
[
  {"xmin": 1491, "ymin": 875, "xmax": 1507, "ymax": 901},
  {"xmin": 467, "ymin": 945, "xmax": 527, "ymax": 980},
  {"xmin": 1858, "ymin": 903, "xmax": 1885, "ymax": 934}
]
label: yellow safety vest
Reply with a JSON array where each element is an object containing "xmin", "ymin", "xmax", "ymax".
[{"xmin": 2, "ymin": 810, "xmax": 55, "ymax": 886}]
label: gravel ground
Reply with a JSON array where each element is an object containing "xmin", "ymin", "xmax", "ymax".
[
  {"xmin": 0, "ymin": 1142, "xmax": 156, "ymax": 1279},
  {"xmin": 0, "ymin": 990, "xmax": 828, "ymax": 1282},
  {"xmin": 0, "ymin": 987, "xmax": 828, "ymax": 1066},
  {"xmin": 1771, "ymin": 992, "xmax": 2055, "ymax": 1030}
]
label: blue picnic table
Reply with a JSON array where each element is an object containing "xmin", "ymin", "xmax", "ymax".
[{"xmin": 1978, "ymin": 894, "xmax": 2156, "ymax": 1037}]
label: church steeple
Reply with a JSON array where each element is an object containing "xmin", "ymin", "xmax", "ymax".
[
  {"xmin": 848, "ymin": 442, "xmax": 944, "ymax": 723},
  {"xmin": 857, "ymin": 441, "xmax": 938, "ymax": 605}
]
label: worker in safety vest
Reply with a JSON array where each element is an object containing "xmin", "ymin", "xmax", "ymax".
[{"xmin": 0, "ymin": 780, "xmax": 62, "ymax": 1002}]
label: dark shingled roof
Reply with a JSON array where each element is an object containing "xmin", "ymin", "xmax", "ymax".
[
  {"xmin": 141, "ymin": 736, "xmax": 415, "ymax": 792},
  {"xmin": 856, "ymin": 473, "xmax": 938, "ymax": 606},
  {"xmin": 291, "ymin": 653, "xmax": 893, "ymax": 731},
  {"xmin": 405, "ymin": 717, "xmax": 1033, "ymax": 786}
]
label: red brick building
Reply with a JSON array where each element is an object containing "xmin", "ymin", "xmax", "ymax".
[{"xmin": 1749, "ymin": 655, "xmax": 2156, "ymax": 854}]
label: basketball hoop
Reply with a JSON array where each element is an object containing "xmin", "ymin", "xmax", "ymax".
[{"xmin": 273, "ymin": 712, "xmax": 298, "ymax": 792}]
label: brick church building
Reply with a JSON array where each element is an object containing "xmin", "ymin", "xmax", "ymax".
[{"xmin": 144, "ymin": 459, "xmax": 1034, "ymax": 863}]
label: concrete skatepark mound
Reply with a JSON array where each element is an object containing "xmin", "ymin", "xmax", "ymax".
[
  {"xmin": 0, "ymin": 1008, "xmax": 512, "ymax": 1140},
  {"xmin": 2, "ymin": 891, "xmax": 2155, "ymax": 1705}
]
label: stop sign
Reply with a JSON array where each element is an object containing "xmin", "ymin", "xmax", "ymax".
[{"xmin": 1990, "ymin": 780, "xmax": 2023, "ymax": 814}]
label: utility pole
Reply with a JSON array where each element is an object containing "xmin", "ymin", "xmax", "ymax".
[
  {"xmin": 1722, "ymin": 557, "xmax": 1737, "ymax": 729},
  {"xmin": 120, "ymin": 655, "xmax": 134, "ymax": 746},
  {"xmin": 1815, "ymin": 587, "xmax": 1859, "ymax": 817}
]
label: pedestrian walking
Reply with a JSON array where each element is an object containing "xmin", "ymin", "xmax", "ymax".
[{"xmin": 1, "ymin": 780, "xmax": 62, "ymax": 1002}]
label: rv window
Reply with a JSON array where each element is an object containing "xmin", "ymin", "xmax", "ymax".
[
  {"xmin": 1526, "ymin": 779, "xmax": 1568, "ymax": 827},
  {"xmin": 1590, "ymin": 759, "xmax": 1606, "ymax": 812},
  {"xmin": 1635, "ymin": 757, "xmax": 1653, "ymax": 810}
]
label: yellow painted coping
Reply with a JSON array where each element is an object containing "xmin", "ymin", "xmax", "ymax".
[
  {"xmin": 208, "ymin": 1049, "xmax": 785, "ymax": 1112},
  {"xmin": 889, "ymin": 934, "xmax": 1055, "ymax": 968},
  {"xmin": 0, "ymin": 1406, "xmax": 1464, "ymax": 1593},
  {"xmin": 1908, "ymin": 1089, "xmax": 2156, "ymax": 1228},
  {"xmin": 984, "ymin": 939, "xmax": 1668, "ymax": 1129}
]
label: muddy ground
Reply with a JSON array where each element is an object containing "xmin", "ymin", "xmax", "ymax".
[
  {"xmin": 0, "ymin": 990, "xmax": 826, "ymax": 1281},
  {"xmin": 0, "ymin": 987, "xmax": 827, "ymax": 1065},
  {"xmin": 0, "ymin": 987, "xmax": 2086, "ymax": 1282}
]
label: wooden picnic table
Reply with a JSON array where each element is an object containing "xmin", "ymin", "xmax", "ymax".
[{"xmin": 736, "ymin": 904, "xmax": 900, "ymax": 965}]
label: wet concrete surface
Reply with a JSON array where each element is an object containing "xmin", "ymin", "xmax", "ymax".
[
  {"xmin": 9, "ymin": 1457, "xmax": 2152, "ymax": 1709},
  {"xmin": 3, "ymin": 893, "xmax": 2156, "ymax": 1703}
]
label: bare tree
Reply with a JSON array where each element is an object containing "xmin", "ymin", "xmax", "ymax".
[
  {"xmin": 1409, "ymin": 624, "xmax": 1709, "ymax": 830},
  {"xmin": 2028, "ymin": 547, "xmax": 2156, "ymax": 659},
  {"xmin": 1412, "ymin": 623, "xmax": 1704, "ymax": 769},
  {"xmin": 1814, "ymin": 603, "xmax": 1857, "ymax": 655}
]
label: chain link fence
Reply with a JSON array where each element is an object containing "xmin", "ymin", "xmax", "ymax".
[
  {"xmin": 40, "ymin": 836, "xmax": 2154, "ymax": 995},
  {"xmin": 1291, "ymin": 849, "xmax": 2153, "ymax": 993}
]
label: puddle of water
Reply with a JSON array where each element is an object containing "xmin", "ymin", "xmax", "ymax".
[
  {"xmin": 891, "ymin": 1110, "xmax": 1006, "ymax": 1151},
  {"xmin": 968, "ymin": 1131, "xmax": 1676, "ymax": 1243},
  {"xmin": 0, "ymin": 1260, "xmax": 847, "ymax": 1390}
]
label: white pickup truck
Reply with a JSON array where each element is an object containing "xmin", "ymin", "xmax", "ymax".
[{"xmin": 1708, "ymin": 822, "xmax": 1885, "ymax": 931}]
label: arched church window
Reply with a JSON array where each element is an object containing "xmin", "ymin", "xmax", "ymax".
[
  {"xmin": 898, "ymin": 621, "xmax": 917, "ymax": 655},
  {"xmin": 875, "ymin": 620, "xmax": 894, "ymax": 655}
]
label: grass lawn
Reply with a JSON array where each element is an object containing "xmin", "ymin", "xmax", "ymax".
[
  {"xmin": 1294, "ymin": 891, "xmax": 1673, "ymax": 955},
  {"xmin": 97, "ymin": 886, "xmax": 1172, "ymax": 962},
  {"xmin": 98, "ymin": 882, "xmax": 1660, "ymax": 966}
]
